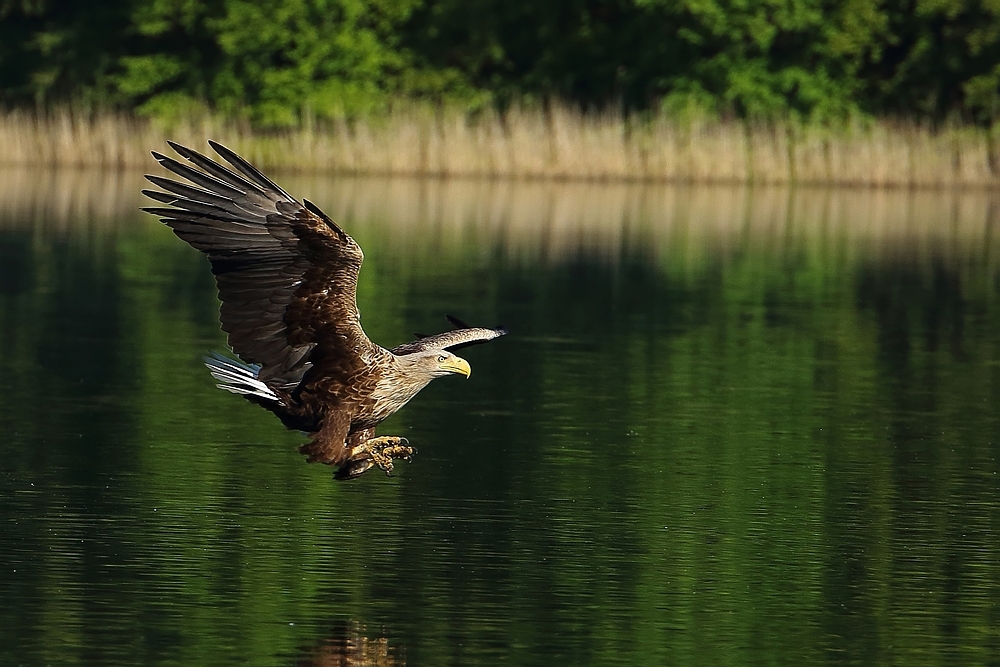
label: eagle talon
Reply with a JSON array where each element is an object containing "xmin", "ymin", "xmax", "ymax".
[
  {"xmin": 340, "ymin": 436, "xmax": 412, "ymax": 478},
  {"xmin": 369, "ymin": 449, "xmax": 396, "ymax": 474},
  {"xmin": 381, "ymin": 444, "xmax": 415, "ymax": 464}
]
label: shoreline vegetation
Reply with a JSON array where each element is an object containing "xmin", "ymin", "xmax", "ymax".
[{"xmin": 2, "ymin": 106, "xmax": 1000, "ymax": 188}]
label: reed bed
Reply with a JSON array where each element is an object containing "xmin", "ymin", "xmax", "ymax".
[{"xmin": 1, "ymin": 105, "xmax": 999, "ymax": 187}]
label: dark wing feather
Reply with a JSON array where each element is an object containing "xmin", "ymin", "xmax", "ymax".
[
  {"xmin": 142, "ymin": 142, "xmax": 376, "ymax": 391},
  {"xmin": 391, "ymin": 316, "xmax": 507, "ymax": 355}
]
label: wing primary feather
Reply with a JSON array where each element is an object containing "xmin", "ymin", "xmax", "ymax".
[
  {"xmin": 141, "ymin": 189, "xmax": 178, "ymax": 204},
  {"xmin": 141, "ymin": 202, "xmax": 264, "ymax": 226},
  {"xmin": 446, "ymin": 314, "xmax": 473, "ymax": 329},
  {"xmin": 167, "ymin": 141, "xmax": 270, "ymax": 198},
  {"xmin": 144, "ymin": 175, "xmax": 267, "ymax": 220},
  {"xmin": 208, "ymin": 140, "xmax": 295, "ymax": 200},
  {"xmin": 151, "ymin": 151, "xmax": 246, "ymax": 199},
  {"xmin": 143, "ymin": 207, "xmax": 245, "ymax": 225},
  {"xmin": 141, "ymin": 195, "xmax": 269, "ymax": 228}
]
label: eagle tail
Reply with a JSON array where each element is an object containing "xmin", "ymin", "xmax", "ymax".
[{"xmin": 204, "ymin": 353, "xmax": 282, "ymax": 404}]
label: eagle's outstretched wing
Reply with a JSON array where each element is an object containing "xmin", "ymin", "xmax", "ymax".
[
  {"xmin": 391, "ymin": 315, "xmax": 507, "ymax": 356},
  {"xmin": 142, "ymin": 141, "xmax": 376, "ymax": 391}
]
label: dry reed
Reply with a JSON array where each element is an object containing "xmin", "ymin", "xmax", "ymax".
[{"xmin": 1, "ymin": 105, "xmax": 999, "ymax": 188}]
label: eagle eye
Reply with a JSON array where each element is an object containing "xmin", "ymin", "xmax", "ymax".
[{"xmin": 437, "ymin": 354, "xmax": 447, "ymax": 362}]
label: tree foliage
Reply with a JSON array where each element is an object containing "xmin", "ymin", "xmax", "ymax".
[{"xmin": 1, "ymin": 0, "xmax": 1000, "ymax": 124}]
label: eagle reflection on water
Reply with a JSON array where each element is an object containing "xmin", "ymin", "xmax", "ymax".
[
  {"xmin": 142, "ymin": 141, "xmax": 505, "ymax": 480},
  {"xmin": 295, "ymin": 621, "xmax": 399, "ymax": 667}
]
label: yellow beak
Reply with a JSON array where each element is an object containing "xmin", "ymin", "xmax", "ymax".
[{"xmin": 441, "ymin": 356, "xmax": 472, "ymax": 378}]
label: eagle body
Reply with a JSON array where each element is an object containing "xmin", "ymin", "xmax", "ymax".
[{"xmin": 143, "ymin": 141, "xmax": 505, "ymax": 479}]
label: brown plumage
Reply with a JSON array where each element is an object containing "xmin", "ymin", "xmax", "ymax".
[{"xmin": 142, "ymin": 141, "xmax": 506, "ymax": 479}]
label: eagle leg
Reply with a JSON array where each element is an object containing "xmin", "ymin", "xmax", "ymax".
[{"xmin": 342, "ymin": 436, "xmax": 414, "ymax": 477}]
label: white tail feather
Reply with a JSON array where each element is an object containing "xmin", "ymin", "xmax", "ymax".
[{"xmin": 204, "ymin": 354, "xmax": 282, "ymax": 403}]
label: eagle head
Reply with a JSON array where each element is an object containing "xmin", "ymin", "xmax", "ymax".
[{"xmin": 410, "ymin": 349, "xmax": 471, "ymax": 379}]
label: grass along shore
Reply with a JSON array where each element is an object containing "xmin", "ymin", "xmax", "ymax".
[{"xmin": 1, "ymin": 105, "xmax": 999, "ymax": 188}]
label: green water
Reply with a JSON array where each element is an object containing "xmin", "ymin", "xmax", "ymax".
[{"xmin": 2, "ymin": 174, "xmax": 1000, "ymax": 666}]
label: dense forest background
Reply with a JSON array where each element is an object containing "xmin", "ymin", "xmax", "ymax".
[{"xmin": 2, "ymin": 0, "xmax": 1000, "ymax": 127}]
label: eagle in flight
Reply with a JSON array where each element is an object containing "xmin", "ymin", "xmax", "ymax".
[{"xmin": 142, "ymin": 141, "xmax": 506, "ymax": 480}]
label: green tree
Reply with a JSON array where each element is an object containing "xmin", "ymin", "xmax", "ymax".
[
  {"xmin": 860, "ymin": 0, "xmax": 1000, "ymax": 122},
  {"xmin": 0, "ymin": 0, "xmax": 133, "ymax": 106},
  {"xmin": 403, "ymin": 0, "xmax": 889, "ymax": 118},
  {"xmin": 115, "ymin": 0, "xmax": 425, "ymax": 126},
  {"xmin": 4, "ymin": 0, "xmax": 1000, "ymax": 124}
]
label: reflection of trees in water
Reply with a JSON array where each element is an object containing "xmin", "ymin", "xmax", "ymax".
[
  {"xmin": 295, "ymin": 622, "xmax": 399, "ymax": 667},
  {"xmin": 2, "ymin": 168, "xmax": 999, "ymax": 269}
]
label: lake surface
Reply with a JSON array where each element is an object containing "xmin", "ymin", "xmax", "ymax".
[{"xmin": 2, "ymin": 170, "xmax": 1000, "ymax": 666}]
